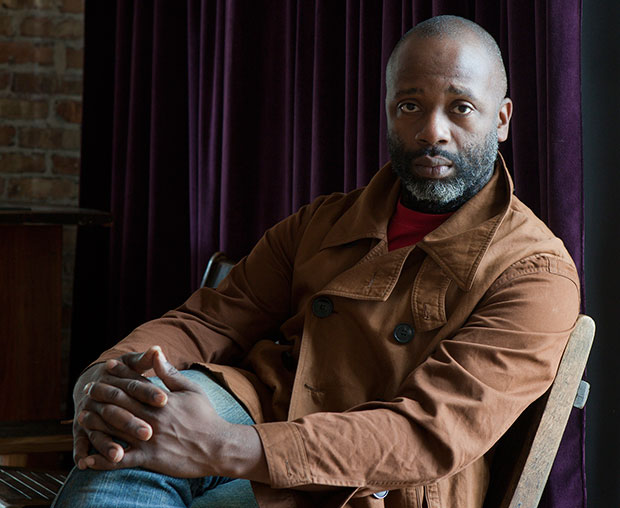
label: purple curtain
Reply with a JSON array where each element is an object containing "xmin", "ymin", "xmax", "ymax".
[{"xmin": 72, "ymin": 1, "xmax": 584, "ymax": 506}]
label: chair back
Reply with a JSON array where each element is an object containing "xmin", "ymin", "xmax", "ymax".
[
  {"xmin": 484, "ymin": 314, "xmax": 595, "ymax": 508},
  {"xmin": 200, "ymin": 251, "xmax": 236, "ymax": 289}
]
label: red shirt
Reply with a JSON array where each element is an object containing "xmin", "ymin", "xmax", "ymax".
[{"xmin": 387, "ymin": 201, "xmax": 453, "ymax": 251}]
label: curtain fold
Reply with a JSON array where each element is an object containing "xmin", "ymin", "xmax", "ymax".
[{"xmin": 73, "ymin": 2, "xmax": 584, "ymax": 506}]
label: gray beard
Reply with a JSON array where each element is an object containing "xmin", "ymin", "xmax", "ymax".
[{"xmin": 388, "ymin": 130, "xmax": 499, "ymax": 213}]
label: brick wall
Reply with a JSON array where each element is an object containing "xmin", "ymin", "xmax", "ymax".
[{"xmin": 0, "ymin": 0, "xmax": 84, "ymax": 405}]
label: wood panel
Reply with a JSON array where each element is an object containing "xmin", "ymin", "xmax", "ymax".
[{"xmin": 0, "ymin": 225, "xmax": 63, "ymax": 421}]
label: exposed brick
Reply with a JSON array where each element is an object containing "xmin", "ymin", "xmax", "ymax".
[
  {"xmin": 0, "ymin": 98, "xmax": 48, "ymax": 119},
  {"xmin": 0, "ymin": 15, "xmax": 14, "ymax": 36},
  {"xmin": 0, "ymin": 41, "xmax": 54, "ymax": 65},
  {"xmin": 0, "ymin": 126, "xmax": 16, "ymax": 146},
  {"xmin": 1, "ymin": 0, "xmax": 58, "ymax": 9},
  {"xmin": 0, "ymin": 152, "xmax": 46, "ymax": 173},
  {"xmin": 51, "ymin": 153, "xmax": 79, "ymax": 175},
  {"xmin": 55, "ymin": 18, "xmax": 83, "ymax": 39},
  {"xmin": 20, "ymin": 16, "xmax": 54, "ymax": 38},
  {"xmin": 12, "ymin": 72, "xmax": 82, "ymax": 95},
  {"xmin": 65, "ymin": 46, "xmax": 82, "ymax": 68},
  {"xmin": 61, "ymin": 0, "xmax": 83, "ymax": 13},
  {"xmin": 8, "ymin": 176, "xmax": 78, "ymax": 203},
  {"xmin": 12, "ymin": 72, "xmax": 54, "ymax": 94},
  {"xmin": 0, "ymin": 72, "xmax": 10, "ymax": 90},
  {"xmin": 19, "ymin": 126, "xmax": 80, "ymax": 150},
  {"xmin": 55, "ymin": 99, "xmax": 81, "ymax": 123},
  {"xmin": 58, "ymin": 77, "xmax": 81, "ymax": 95}
]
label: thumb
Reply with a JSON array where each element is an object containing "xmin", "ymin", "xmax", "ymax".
[
  {"xmin": 121, "ymin": 346, "xmax": 162, "ymax": 373},
  {"xmin": 152, "ymin": 350, "xmax": 195, "ymax": 392}
]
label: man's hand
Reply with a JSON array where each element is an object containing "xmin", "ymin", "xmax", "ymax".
[
  {"xmin": 72, "ymin": 346, "xmax": 168, "ymax": 468},
  {"xmin": 78, "ymin": 350, "xmax": 270, "ymax": 483}
]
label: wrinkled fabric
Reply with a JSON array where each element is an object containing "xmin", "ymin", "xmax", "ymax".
[{"xmin": 95, "ymin": 156, "xmax": 580, "ymax": 507}]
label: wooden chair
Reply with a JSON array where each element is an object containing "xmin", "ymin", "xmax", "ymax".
[
  {"xmin": 484, "ymin": 314, "xmax": 595, "ymax": 508},
  {"xmin": 200, "ymin": 251, "xmax": 236, "ymax": 289}
]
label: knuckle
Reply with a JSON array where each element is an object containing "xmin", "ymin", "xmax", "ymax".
[
  {"xmin": 126, "ymin": 379, "xmax": 142, "ymax": 395},
  {"xmin": 99, "ymin": 404, "xmax": 114, "ymax": 421},
  {"xmin": 106, "ymin": 386, "xmax": 122, "ymax": 402}
]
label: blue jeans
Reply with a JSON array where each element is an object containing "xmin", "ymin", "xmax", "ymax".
[{"xmin": 52, "ymin": 369, "xmax": 259, "ymax": 508}]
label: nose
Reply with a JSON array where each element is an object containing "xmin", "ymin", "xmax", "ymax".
[{"xmin": 415, "ymin": 110, "xmax": 450, "ymax": 146}]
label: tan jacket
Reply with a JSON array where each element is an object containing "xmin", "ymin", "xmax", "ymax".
[{"xmin": 98, "ymin": 157, "xmax": 580, "ymax": 507}]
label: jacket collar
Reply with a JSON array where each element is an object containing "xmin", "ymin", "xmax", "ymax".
[{"xmin": 320, "ymin": 153, "xmax": 513, "ymax": 292}]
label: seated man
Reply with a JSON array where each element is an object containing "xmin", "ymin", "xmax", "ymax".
[{"xmin": 53, "ymin": 15, "xmax": 579, "ymax": 508}]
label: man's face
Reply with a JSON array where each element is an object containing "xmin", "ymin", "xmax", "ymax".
[{"xmin": 385, "ymin": 35, "xmax": 512, "ymax": 212}]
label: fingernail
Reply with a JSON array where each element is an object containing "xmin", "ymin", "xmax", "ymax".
[
  {"xmin": 77, "ymin": 410, "xmax": 87, "ymax": 423},
  {"xmin": 109, "ymin": 448, "xmax": 121, "ymax": 462},
  {"xmin": 106, "ymin": 359, "xmax": 118, "ymax": 370},
  {"xmin": 153, "ymin": 392, "xmax": 166, "ymax": 405},
  {"xmin": 157, "ymin": 350, "xmax": 167, "ymax": 363},
  {"xmin": 83, "ymin": 382, "xmax": 93, "ymax": 394},
  {"xmin": 136, "ymin": 426, "xmax": 151, "ymax": 440}
]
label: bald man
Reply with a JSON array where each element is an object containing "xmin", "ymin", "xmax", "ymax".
[{"xmin": 54, "ymin": 15, "xmax": 579, "ymax": 508}]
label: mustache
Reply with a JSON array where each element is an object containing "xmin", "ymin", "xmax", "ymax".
[{"xmin": 406, "ymin": 146, "xmax": 456, "ymax": 162}]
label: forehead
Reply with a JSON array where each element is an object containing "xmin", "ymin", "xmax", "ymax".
[{"xmin": 388, "ymin": 35, "xmax": 496, "ymax": 99}]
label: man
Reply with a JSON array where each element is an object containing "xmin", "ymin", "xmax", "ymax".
[{"xmin": 53, "ymin": 15, "xmax": 579, "ymax": 508}]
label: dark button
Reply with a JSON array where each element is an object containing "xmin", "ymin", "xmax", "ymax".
[
  {"xmin": 312, "ymin": 296, "xmax": 333, "ymax": 318},
  {"xmin": 372, "ymin": 490, "xmax": 389, "ymax": 499},
  {"xmin": 393, "ymin": 323, "xmax": 414, "ymax": 344}
]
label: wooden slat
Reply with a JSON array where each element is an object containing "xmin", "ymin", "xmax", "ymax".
[
  {"xmin": 0, "ymin": 467, "xmax": 66, "ymax": 508},
  {"xmin": 506, "ymin": 315, "xmax": 595, "ymax": 508}
]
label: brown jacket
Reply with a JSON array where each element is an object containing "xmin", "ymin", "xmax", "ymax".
[{"xmin": 98, "ymin": 157, "xmax": 580, "ymax": 507}]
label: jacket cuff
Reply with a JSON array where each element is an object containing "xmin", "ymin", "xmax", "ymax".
[{"xmin": 254, "ymin": 422, "xmax": 311, "ymax": 488}]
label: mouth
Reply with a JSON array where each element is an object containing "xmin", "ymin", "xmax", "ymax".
[{"xmin": 411, "ymin": 155, "xmax": 454, "ymax": 179}]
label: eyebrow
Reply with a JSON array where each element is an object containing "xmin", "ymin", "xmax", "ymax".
[
  {"xmin": 447, "ymin": 85, "xmax": 477, "ymax": 101},
  {"xmin": 393, "ymin": 85, "xmax": 479, "ymax": 102}
]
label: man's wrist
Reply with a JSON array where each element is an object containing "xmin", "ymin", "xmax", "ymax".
[{"xmin": 214, "ymin": 423, "xmax": 270, "ymax": 484}]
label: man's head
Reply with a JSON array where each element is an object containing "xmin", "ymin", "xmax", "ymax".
[{"xmin": 385, "ymin": 15, "xmax": 513, "ymax": 213}]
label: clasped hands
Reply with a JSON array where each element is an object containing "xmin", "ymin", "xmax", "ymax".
[{"xmin": 72, "ymin": 346, "xmax": 268, "ymax": 482}]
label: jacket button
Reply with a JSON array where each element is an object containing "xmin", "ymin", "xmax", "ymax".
[
  {"xmin": 393, "ymin": 323, "xmax": 414, "ymax": 344},
  {"xmin": 372, "ymin": 490, "xmax": 389, "ymax": 499},
  {"xmin": 312, "ymin": 296, "xmax": 333, "ymax": 318}
]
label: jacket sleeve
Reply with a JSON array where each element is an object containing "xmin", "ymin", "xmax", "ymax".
[
  {"xmin": 91, "ymin": 197, "xmax": 329, "ymax": 370},
  {"xmin": 254, "ymin": 258, "xmax": 580, "ymax": 492}
]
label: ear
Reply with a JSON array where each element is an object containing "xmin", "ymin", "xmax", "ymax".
[{"xmin": 496, "ymin": 98, "xmax": 513, "ymax": 142}]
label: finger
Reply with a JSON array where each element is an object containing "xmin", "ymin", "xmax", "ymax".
[
  {"xmin": 79, "ymin": 447, "xmax": 144, "ymax": 471},
  {"xmin": 77, "ymin": 429, "xmax": 126, "ymax": 467},
  {"xmin": 87, "ymin": 373, "xmax": 167, "ymax": 409},
  {"xmin": 119, "ymin": 346, "xmax": 163, "ymax": 374},
  {"xmin": 72, "ymin": 425, "xmax": 91, "ymax": 465},
  {"xmin": 82, "ymin": 398, "xmax": 153, "ymax": 441},
  {"xmin": 103, "ymin": 361, "xmax": 168, "ymax": 407},
  {"xmin": 152, "ymin": 350, "xmax": 196, "ymax": 393}
]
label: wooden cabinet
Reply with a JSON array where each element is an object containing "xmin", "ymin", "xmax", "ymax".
[{"xmin": 0, "ymin": 206, "xmax": 111, "ymax": 423}]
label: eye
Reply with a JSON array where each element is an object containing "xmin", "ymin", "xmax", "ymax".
[
  {"xmin": 398, "ymin": 102, "xmax": 420, "ymax": 113},
  {"xmin": 451, "ymin": 103, "xmax": 474, "ymax": 115}
]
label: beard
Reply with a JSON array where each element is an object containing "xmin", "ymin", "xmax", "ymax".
[{"xmin": 387, "ymin": 130, "xmax": 499, "ymax": 213}]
